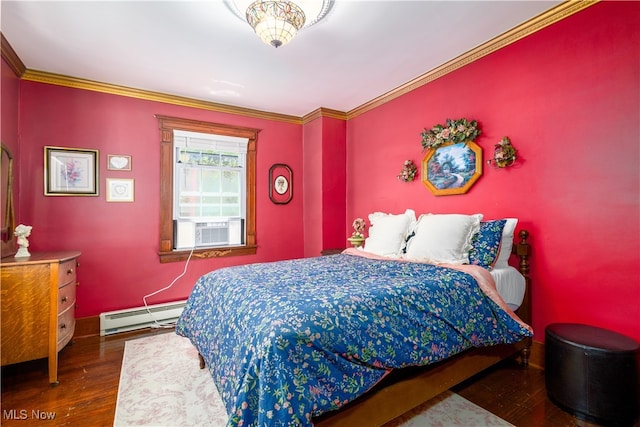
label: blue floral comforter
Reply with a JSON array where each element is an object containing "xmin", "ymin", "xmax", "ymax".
[{"xmin": 176, "ymin": 253, "xmax": 532, "ymax": 427}]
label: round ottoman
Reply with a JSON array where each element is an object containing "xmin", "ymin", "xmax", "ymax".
[{"xmin": 545, "ymin": 323, "xmax": 639, "ymax": 426}]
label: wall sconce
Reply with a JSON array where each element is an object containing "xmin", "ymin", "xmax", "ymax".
[{"xmin": 487, "ymin": 137, "xmax": 517, "ymax": 168}]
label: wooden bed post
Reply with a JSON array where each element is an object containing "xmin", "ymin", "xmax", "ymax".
[{"xmin": 513, "ymin": 229, "xmax": 532, "ymax": 366}]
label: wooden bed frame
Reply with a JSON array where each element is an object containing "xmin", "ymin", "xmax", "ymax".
[
  {"xmin": 315, "ymin": 229, "xmax": 532, "ymax": 426},
  {"xmin": 197, "ymin": 230, "xmax": 532, "ymax": 427}
]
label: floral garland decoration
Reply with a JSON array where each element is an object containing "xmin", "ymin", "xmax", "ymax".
[
  {"xmin": 420, "ymin": 118, "xmax": 481, "ymax": 151},
  {"xmin": 488, "ymin": 136, "xmax": 517, "ymax": 168},
  {"xmin": 397, "ymin": 160, "xmax": 418, "ymax": 182}
]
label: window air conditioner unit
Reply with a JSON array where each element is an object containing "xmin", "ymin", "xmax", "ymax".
[{"xmin": 174, "ymin": 218, "xmax": 243, "ymax": 250}]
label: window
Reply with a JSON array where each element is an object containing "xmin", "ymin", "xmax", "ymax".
[
  {"xmin": 157, "ymin": 115, "xmax": 258, "ymax": 263},
  {"xmin": 173, "ymin": 130, "xmax": 247, "ymax": 249}
]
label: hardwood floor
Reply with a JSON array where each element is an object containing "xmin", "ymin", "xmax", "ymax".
[{"xmin": 1, "ymin": 329, "xmax": 636, "ymax": 427}]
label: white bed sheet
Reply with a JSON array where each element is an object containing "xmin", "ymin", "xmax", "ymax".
[{"xmin": 491, "ymin": 266, "xmax": 526, "ymax": 311}]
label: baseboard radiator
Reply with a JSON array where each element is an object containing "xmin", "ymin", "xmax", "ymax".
[{"xmin": 99, "ymin": 300, "xmax": 187, "ymax": 336}]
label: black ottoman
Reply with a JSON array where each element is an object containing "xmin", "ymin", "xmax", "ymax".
[{"xmin": 545, "ymin": 323, "xmax": 640, "ymax": 426}]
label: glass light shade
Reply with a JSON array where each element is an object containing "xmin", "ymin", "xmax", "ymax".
[
  {"xmin": 246, "ymin": 1, "xmax": 305, "ymax": 48},
  {"xmin": 226, "ymin": 0, "xmax": 333, "ymax": 47},
  {"xmin": 254, "ymin": 16, "xmax": 298, "ymax": 48}
]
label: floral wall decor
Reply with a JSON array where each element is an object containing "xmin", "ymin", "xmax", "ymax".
[
  {"xmin": 397, "ymin": 160, "xmax": 418, "ymax": 182},
  {"xmin": 420, "ymin": 118, "xmax": 481, "ymax": 151},
  {"xmin": 487, "ymin": 136, "xmax": 518, "ymax": 168},
  {"xmin": 419, "ymin": 118, "xmax": 483, "ymax": 196}
]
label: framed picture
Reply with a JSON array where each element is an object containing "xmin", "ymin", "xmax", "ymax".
[
  {"xmin": 107, "ymin": 154, "xmax": 132, "ymax": 171},
  {"xmin": 106, "ymin": 178, "xmax": 134, "ymax": 202},
  {"xmin": 269, "ymin": 163, "xmax": 292, "ymax": 204},
  {"xmin": 45, "ymin": 146, "xmax": 99, "ymax": 196},
  {"xmin": 421, "ymin": 141, "xmax": 482, "ymax": 196}
]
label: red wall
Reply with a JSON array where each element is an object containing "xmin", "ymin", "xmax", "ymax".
[
  {"xmin": 302, "ymin": 116, "xmax": 347, "ymax": 257},
  {"xmin": 7, "ymin": 2, "xmax": 639, "ymax": 342},
  {"xmin": 321, "ymin": 117, "xmax": 347, "ymax": 250},
  {"xmin": 302, "ymin": 118, "xmax": 323, "ymax": 256},
  {"xmin": 346, "ymin": 2, "xmax": 639, "ymax": 341},
  {"xmin": 17, "ymin": 83, "xmax": 305, "ymax": 317}
]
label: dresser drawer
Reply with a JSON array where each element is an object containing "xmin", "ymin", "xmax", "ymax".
[
  {"xmin": 58, "ymin": 259, "xmax": 77, "ymax": 287},
  {"xmin": 58, "ymin": 282, "xmax": 76, "ymax": 315},
  {"xmin": 57, "ymin": 308, "xmax": 75, "ymax": 351}
]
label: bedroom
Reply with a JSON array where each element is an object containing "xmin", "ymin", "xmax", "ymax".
[{"xmin": 1, "ymin": 0, "xmax": 638, "ymax": 426}]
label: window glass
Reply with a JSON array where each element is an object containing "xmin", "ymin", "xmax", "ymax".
[{"xmin": 173, "ymin": 132, "xmax": 247, "ymax": 249}]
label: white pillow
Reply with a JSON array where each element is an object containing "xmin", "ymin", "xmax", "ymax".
[
  {"xmin": 494, "ymin": 218, "xmax": 518, "ymax": 269},
  {"xmin": 363, "ymin": 209, "xmax": 416, "ymax": 258},
  {"xmin": 405, "ymin": 213, "xmax": 483, "ymax": 264}
]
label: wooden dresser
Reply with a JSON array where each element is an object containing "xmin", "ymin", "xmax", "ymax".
[{"xmin": 0, "ymin": 251, "xmax": 81, "ymax": 385}]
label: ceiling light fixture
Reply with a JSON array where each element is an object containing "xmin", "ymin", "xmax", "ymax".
[
  {"xmin": 246, "ymin": 1, "xmax": 305, "ymax": 48},
  {"xmin": 225, "ymin": 0, "xmax": 334, "ymax": 48}
]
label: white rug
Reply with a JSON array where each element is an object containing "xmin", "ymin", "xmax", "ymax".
[{"xmin": 114, "ymin": 333, "xmax": 513, "ymax": 427}]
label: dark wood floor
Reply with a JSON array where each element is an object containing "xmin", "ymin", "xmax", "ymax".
[{"xmin": 1, "ymin": 329, "xmax": 636, "ymax": 427}]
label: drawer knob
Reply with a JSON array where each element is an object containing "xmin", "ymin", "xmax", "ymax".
[
  {"xmin": 67, "ymin": 268, "xmax": 74, "ymax": 275},
  {"xmin": 61, "ymin": 296, "xmax": 68, "ymax": 303},
  {"xmin": 60, "ymin": 324, "xmax": 67, "ymax": 330}
]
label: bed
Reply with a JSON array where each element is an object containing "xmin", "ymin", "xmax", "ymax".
[{"xmin": 176, "ymin": 213, "xmax": 533, "ymax": 427}]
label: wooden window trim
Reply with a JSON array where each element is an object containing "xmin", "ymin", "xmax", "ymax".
[{"xmin": 156, "ymin": 115, "xmax": 259, "ymax": 263}]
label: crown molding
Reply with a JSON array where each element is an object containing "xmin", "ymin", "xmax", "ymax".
[
  {"xmin": 20, "ymin": 69, "xmax": 303, "ymax": 125},
  {"xmin": 346, "ymin": 0, "xmax": 599, "ymax": 120},
  {"xmin": 302, "ymin": 107, "xmax": 347, "ymax": 124},
  {"xmin": 4, "ymin": 1, "xmax": 597, "ymax": 124},
  {"xmin": 1, "ymin": 33, "xmax": 26, "ymax": 78}
]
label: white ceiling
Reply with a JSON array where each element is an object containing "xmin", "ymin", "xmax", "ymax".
[{"xmin": 1, "ymin": 1, "xmax": 561, "ymax": 117}]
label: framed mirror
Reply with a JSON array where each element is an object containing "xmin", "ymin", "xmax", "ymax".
[{"xmin": 1, "ymin": 143, "xmax": 16, "ymax": 257}]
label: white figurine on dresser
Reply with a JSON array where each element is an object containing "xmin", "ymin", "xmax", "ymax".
[{"xmin": 14, "ymin": 224, "xmax": 32, "ymax": 258}]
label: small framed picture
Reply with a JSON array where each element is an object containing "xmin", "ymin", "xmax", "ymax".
[
  {"xmin": 268, "ymin": 163, "xmax": 292, "ymax": 204},
  {"xmin": 107, "ymin": 154, "xmax": 132, "ymax": 171},
  {"xmin": 106, "ymin": 178, "xmax": 134, "ymax": 202},
  {"xmin": 45, "ymin": 146, "xmax": 99, "ymax": 196}
]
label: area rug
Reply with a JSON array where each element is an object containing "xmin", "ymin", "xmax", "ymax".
[{"xmin": 114, "ymin": 333, "xmax": 513, "ymax": 427}]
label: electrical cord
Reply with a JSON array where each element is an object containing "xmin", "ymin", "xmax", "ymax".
[{"xmin": 142, "ymin": 246, "xmax": 194, "ymax": 329}]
